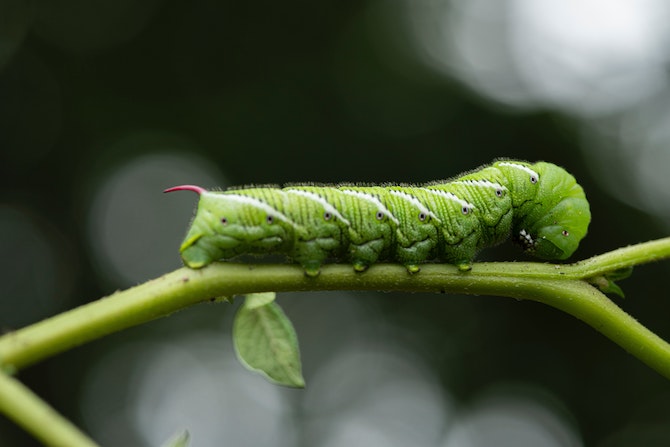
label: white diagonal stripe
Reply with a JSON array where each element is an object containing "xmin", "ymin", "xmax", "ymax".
[
  {"xmin": 498, "ymin": 162, "xmax": 539, "ymax": 180},
  {"xmin": 388, "ymin": 189, "xmax": 440, "ymax": 222},
  {"xmin": 340, "ymin": 189, "xmax": 400, "ymax": 225},
  {"xmin": 211, "ymin": 192, "xmax": 296, "ymax": 227},
  {"xmin": 452, "ymin": 179, "xmax": 507, "ymax": 191},
  {"xmin": 423, "ymin": 189, "xmax": 475, "ymax": 210},
  {"xmin": 284, "ymin": 189, "xmax": 351, "ymax": 226}
]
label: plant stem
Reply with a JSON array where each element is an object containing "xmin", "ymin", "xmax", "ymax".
[
  {"xmin": 0, "ymin": 372, "xmax": 99, "ymax": 447},
  {"xmin": 0, "ymin": 239, "xmax": 668, "ymax": 375},
  {"xmin": 567, "ymin": 237, "xmax": 670, "ymax": 278},
  {"xmin": 1, "ymin": 238, "xmax": 670, "ymax": 445}
]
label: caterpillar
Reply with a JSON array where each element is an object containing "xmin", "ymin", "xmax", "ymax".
[{"xmin": 165, "ymin": 160, "xmax": 590, "ymax": 277}]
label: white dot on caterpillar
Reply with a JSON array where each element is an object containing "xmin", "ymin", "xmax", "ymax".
[
  {"xmin": 530, "ymin": 175, "xmax": 538, "ymax": 184},
  {"xmin": 375, "ymin": 211, "xmax": 384, "ymax": 220},
  {"xmin": 324, "ymin": 211, "xmax": 333, "ymax": 221},
  {"xmin": 461, "ymin": 206, "xmax": 469, "ymax": 215},
  {"xmin": 562, "ymin": 230, "xmax": 569, "ymax": 236},
  {"xmin": 418, "ymin": 212, "xmax": 427, "ymax": 221},
  {"xmin": 266, "ymin": 215, "xmax": 274, "ymax": 224},
  {"xmin": 496, "ymin": 189, "xmax": 503, "ymax": 197}
]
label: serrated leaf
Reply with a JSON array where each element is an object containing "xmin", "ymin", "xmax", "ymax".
[
  {"xmin": 161, "ymin": 429, "xmax": 190, "ymax": 447},
  {"xmin": 233, "ymin": 295, "xmax": 305, "ymax": 388}
]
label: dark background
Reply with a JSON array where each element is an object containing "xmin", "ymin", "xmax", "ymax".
[{"xmin": 2, "ymin": 1, "xmax": 670, "ymax": 446}]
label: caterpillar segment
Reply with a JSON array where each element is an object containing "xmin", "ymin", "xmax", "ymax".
[
  {"xmin": 492, "ymin": 161, "xmax": 588, "ymax": 260},
  {"xmin": 166, "ymin": 160, "xmax": 591, "ymax": 276},
  {"xmin": 408, "ymin": 188, "xmax": 479, "ymax": 271}
]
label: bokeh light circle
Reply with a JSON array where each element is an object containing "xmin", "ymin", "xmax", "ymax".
[{"xmin": 86, "ymin": 150, "xmax": 225, "ymax": 287}]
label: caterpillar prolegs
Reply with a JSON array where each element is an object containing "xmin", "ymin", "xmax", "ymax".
[{"xmin": 166, "ymin": 160, "xmax": 591, "ymax": 276}]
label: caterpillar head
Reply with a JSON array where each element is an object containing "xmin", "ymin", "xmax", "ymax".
[
  {"xmin": 515, "ymin": 162, "xmax": 590, "ymax": 260},
  {"xmin": 165, "ymin": 185, "xmax": 293, "ymax": 268}
]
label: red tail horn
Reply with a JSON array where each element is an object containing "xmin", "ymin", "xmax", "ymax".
[{"xmin": 163, "ymin": 185, "xmax": 207, "ymax": 194}]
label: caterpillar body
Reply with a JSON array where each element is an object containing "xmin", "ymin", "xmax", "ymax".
[{"xmin": 166, "ymin": 160, "xmax": 590, "ymax": 277}]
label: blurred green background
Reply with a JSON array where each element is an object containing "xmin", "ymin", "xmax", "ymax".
[{"xmin": 2, "ymin": 0, "xmax": 670, "ymax": 446}]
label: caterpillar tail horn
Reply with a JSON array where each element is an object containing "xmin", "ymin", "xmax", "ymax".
[{"xmin": 164, "ymin": 185, "xmax": 207, "ymax": 194}]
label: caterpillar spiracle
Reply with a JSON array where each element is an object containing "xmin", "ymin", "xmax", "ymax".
[{"xmin": 166, "ymin": 160, "xmax": 590, "ymax": 277}]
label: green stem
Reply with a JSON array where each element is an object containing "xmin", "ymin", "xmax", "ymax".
[
  {"xmin": 0, "ymin": 239, "xmax": 668, "ymax": 374},
  {"xmin": 566, "ymin": 237, "xmax": 670, "ymax": 279},
  {"xmin": 468, "ymin": 237, "xmax": 670, "ymax": 281},
  {"xmin": 1, "ymin": 238, "xmax": 670, "ymax": 445},
  {"xmin": 0, "ymin": 372, "xmax": 99, "ymax": 447}
]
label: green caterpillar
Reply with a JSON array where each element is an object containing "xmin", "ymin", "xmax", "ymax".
[{"xmin": 166, "ymin": 160, "xmax": 590, "ymax": 276}]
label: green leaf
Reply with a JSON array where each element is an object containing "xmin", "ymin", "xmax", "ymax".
[
  {"xmin": 161, "ymin": 429, "xmax": 190, "ymax": 447},
  {"xmin": 233, "ymin": 293, "xmax": 305, "ymax": 388},
  {"xmin": 596, "ymin": 278, "xmax": 626, "ymax": 298},
  {"xmin": 588, "ymin": 267, "xmax": 633, "ymax": 299},
  {"xmin": 243, "ymin": 291, "xmax": 276, "ymax": 309}
]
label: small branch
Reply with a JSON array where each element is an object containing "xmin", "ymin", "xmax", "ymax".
[
  {"xmin": 0, "ymin": 372, "xmax": 99, "ymax": 447},
  {"xmin": 565, "ymin": 237, "xmax": 670, "ymax": 279},
  {"xmin": 465, "ymin": 237, "xmax": 670, "ymax": 281}
]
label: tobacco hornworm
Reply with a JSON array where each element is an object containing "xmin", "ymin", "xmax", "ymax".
[{"xmin": 166, "ymin": 160, "xmax": 590, "ymax": 276}]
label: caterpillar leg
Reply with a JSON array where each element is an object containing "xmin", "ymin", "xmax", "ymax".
[
  {"xmin": 394, "ymin": 236, "xmax": 436, "ymax": 276},
  {"xmin": 349, "ymin": 239, "xmax": 385, "ymax": 273},
  {"xmin": 352, "ymin": 260, "xmax": 370, "ymax": 272},
  {"xmin": 293, "ymin": 240, "xmax": 337, "ymax": 277},
  {"xmin": 301, "ymin": 260, "xmax": 323, "ymax": 277},
  {"xmin": 456, "ymin": 262, "xmax": 472, "ymax": 272},
  {"xmin": 404, "ymin": 264, "xmax": 421, "ymax": 274}
]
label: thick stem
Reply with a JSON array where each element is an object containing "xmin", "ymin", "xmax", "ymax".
[
  {"xmin": 2, "ymin": 238, "xmax": 670, "ymax": 446},
  {"xmin": 0, "ymin": 258, "xmax": 669, "ymax": 377},
  {"xmin": 0, "ymin": 372, "xmax": 99, "ymax": 447}
]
